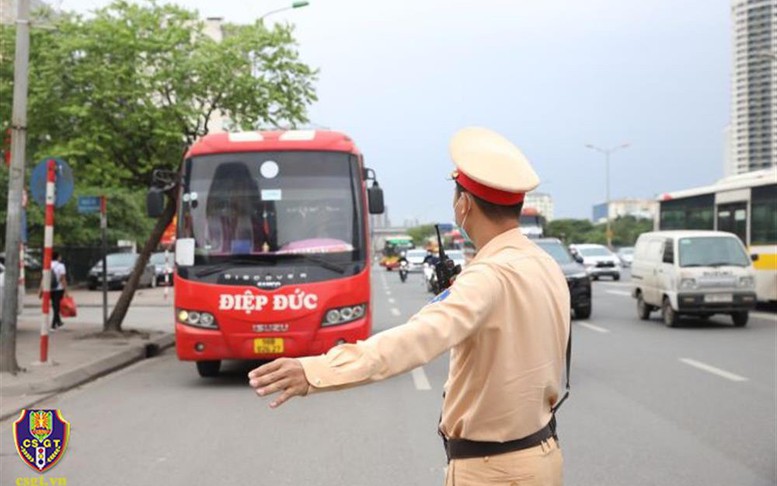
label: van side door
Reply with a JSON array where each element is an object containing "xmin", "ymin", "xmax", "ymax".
[{"xmin": 658, "ymin": 238, "xmax": 676, "ymax": 303}]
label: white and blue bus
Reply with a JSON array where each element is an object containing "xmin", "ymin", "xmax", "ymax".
[{"xmin": 656, "ymin": 168, "xmax": 777, "ymax": 303}]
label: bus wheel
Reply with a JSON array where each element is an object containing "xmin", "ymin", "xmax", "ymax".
[
  {"xmin": 731, "ymin": 312, "xmax": 749, "ymax": 327},
  {"xmin": 196, "ymin": 360, "xmax": 221, "ymax": 377}
]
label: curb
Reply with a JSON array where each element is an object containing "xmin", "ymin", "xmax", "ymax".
[{"xmin": 0, "ymin": 333, "xmax": 175, "ymax": 422}]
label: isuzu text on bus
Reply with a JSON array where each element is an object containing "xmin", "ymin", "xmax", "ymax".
[{"xmin": 148, "ymin": 130, "xmax": 385, "ymax": 377}]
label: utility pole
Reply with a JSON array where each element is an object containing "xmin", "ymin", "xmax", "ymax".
[
  {"xmin": 585, "ymin": 143, "xmax": 630, "ymax": 250},
  {"xmin": 1, "ymin": 0, "xmax": 31, "ymax": 373}
]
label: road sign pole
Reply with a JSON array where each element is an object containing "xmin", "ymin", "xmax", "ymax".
[
  {"xmin": 101, "ymin": 196, "xmax": 108, "ymax": 328},
  {"xmin": 40, "ymin": 159, "xmax": 57, "ymax": 363}
]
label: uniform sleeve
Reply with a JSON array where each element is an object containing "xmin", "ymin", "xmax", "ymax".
[{"xmin": 299, "ymin": 263, "xmax": 500, "ymax": 390}]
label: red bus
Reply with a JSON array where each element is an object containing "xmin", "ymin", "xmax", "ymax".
[{"xmin": 148, "ymin": 130, "xmax": 385, "ymax": 377}]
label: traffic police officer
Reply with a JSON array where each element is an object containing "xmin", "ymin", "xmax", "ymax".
[{"xmin": 248, "ymin": 127, "xmax": 571, "ymax": 486}]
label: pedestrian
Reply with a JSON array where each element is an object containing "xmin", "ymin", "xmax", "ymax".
[
  {"xmin": 248, "ymin": 127, "xmax": 571, "ymax": 486},
  {"xmin": 40, "ymin": 251, "xmax": 68, "ymax": 329}
]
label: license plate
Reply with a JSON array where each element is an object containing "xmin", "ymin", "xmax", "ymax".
[
  {"xmin": 705, "ymin": 294, "xmax": 733, "ymax": 303},
  {"xmin": 253, "ymin": 338, "xmax": 284, "ymax": 354}
]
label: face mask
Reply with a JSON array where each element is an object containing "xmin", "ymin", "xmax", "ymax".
[{"xmin": 455, "ymin": 194, "xmax": 472, "ymax": 243}]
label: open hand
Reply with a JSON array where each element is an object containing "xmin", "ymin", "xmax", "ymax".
[{"xmin": 248, "ymin": 358, "xmax": 309, "ymax": 409}]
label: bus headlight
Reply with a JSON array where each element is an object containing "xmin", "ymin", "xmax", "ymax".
[
  {"xmin": 737, "ymin": 277, "xmax": 755, "ymax": 288},
  {"xmin": 680, "ymin": 278, "xmax": 698, "ymax": 290},
  {"xmin": 177, "ymin": 308, "xmax": 219, "ymax": 329},
  {"xmin": 322, "ymin": 304, "xmax": 367, "ymax": 327}
]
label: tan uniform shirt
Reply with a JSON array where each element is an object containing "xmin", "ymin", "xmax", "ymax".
[{"xmin": 299, "ymin": 228, "xmax": 570, "ymax": 442}]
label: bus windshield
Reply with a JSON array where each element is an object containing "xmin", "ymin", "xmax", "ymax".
[
  {"xmin": 679, "ymin": 237, "xmax": 750, "ymax": 267},
  {"xmin": 180, "ymin": 151, "xmax": 363, "ymax": 263}
]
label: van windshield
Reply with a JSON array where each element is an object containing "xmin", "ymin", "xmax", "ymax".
[{"xmin": 678, "ymin": 237, "xmax": 750, "ymax": 267}]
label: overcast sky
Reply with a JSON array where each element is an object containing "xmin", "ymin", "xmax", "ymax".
[{"xmin": 57, "ymin": 0, "xmax": 733, "ymax": 224}]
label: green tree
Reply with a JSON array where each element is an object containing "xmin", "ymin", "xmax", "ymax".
[
  {"xmin": 407, "ymin": 224, "xmax": 436, "ymax": 247},
  {"xmin": 546, "ymin": 218, "xmax": 596, "ymax": 244},
  {"xmin": 1, "ymin": 0, "xmax": 317, "ymax": 332},
  {"xmin": 546, "ymin": 216, "xmax": 653, "ymax": 247}
]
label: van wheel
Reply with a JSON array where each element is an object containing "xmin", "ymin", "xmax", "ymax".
[
  {"xmin": 196, "ymin": 360, "xmax": 221, "ymax": 377},
  {"xmin": 637, "ymin": 294, "xmax": 652, "ymax": 320},
  {"xmin": 662, "ymin": 298, "xmax": 679, "ymax": 328},
  {"xmin": 613, "ymin": 274, "xmax": 620, "ymax": 281},
  {"xmin": 731, "ymin": 312, "xmax": 748, "ymax": 327},
  {"xmin": 574, "ymin": 305, "xmax": 591, "ymax": 319}
]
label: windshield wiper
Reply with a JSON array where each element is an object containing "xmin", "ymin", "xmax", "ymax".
[
  {"xmin": 708, "ymin": 262, "xmax": 745, "ymax": 267},
  {"xmin": 195, "ymin": 259, "xmax": 274, "ymax": 278}
]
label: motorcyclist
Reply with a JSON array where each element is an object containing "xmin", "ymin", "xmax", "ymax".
[{"xmin": 422, "ymin": 249, "xmax": 439, "ymax": 267}]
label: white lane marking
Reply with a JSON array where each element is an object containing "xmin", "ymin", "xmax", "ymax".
[
  {"xmin": 388, "ymin": 298, "xmax": 396, "ymax": 304},
  {"xmin": 391, "ymin": 308, "xmax": 401, "ymax": 317},
  {"xmin": 411, "ymin": 367, "xmax": 431, "ymax": 390},
  {"xmin": 606, "ymin": 290, "xmax": 632, "ymax": 297},
  {"xmin": 679, "ymin": 358, "xmax": 748, "ymax": 382},
  {"xmin": 751, "ymin": 312, "xmax": 776, "ymax": 322},
  {"xmin": 386, "ymin": 290, "xmax": 392, "ymax": 296},
  {"xmin": 576, "ymin": 321, "xmax": 610, "ymax": 333}
]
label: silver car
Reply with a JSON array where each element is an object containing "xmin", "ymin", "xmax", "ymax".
[{"xmin": 569, "ymin": 244, "xmax": 622, "ymax": 281}]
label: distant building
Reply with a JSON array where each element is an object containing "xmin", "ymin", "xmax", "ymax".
[
  {"xmin": 524, "ymin": 192, "xmax": 554, "ymax": 221},
  {"xmin": 592, "ymin": 199, "xmax": 657, "ymax": 223},
  {"xmin": 729, "ymin": 0, "xmax": 776, "ymax": 175},
  {"xmin": 724, "ymin": 124, "xmax": 735, "ymax": 177},
  {"xmin": 202, "ymin": 17, "xmax": 229, "ymax": 133}
]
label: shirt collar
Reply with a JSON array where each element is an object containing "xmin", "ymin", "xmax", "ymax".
[{"xmin": 473, "ymin": 227, "xmax": 528, "ymax": 260}]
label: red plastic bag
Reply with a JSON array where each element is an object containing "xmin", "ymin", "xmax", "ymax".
[{"xmin": 61, "ymin": 296, "xmax": 77, "ymax": 318}]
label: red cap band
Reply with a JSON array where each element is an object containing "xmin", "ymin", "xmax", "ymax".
[{"xmin": 454, "ymin": 170, "xmax": 525, "ymax": 205}]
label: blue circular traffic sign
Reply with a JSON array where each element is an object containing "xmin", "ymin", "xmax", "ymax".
[{"xmin": 30, "ymin": 158, "xmax": 74, "ymax": 208}]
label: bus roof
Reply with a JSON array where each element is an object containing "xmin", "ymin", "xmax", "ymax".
[
  {"xmin": 657, "ymin": 168, "xmax": 777, "ymax": 201},
  {"xmin": 186, "ymin": 130, "xmax": 361, "ymax": 158}
]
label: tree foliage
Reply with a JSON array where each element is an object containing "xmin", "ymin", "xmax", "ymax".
[
  {"xmin": 1, "ymin": 0, "xmax": 318, "ymax": 331},
  {"xmin": 546, "ymin": 216, "xmax": 653, "ymax": 247},
  {"xmin": 407, "ymin": 224, "xmax": 436, "ymax": 247}
]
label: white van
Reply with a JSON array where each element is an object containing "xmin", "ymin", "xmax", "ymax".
[{"xmin": 631, "ymin": 231, "xmax": 757, "ymax": 327}]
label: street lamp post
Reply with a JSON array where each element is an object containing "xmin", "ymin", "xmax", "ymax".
[
  {"xmin": 259, "ymin": 1, "xmax": 310, "ymax": 20},
  {"xmin": 585, "ymin": 142, "xmax": 630, "ymax": 249}
]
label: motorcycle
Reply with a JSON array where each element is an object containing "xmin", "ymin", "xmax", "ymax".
[{"xmin": 399, "ymin": 259, "xmax": 409, "ymax": 283}]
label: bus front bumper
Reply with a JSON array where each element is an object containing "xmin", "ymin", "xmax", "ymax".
[{"xmin": 175, "ymin": 319, "xmax": 371, "ymax": 361}]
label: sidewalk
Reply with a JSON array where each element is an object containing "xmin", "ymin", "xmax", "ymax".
[{"xmin": 0, "ymin": 286, "xmax": 175, "ymax": 421}]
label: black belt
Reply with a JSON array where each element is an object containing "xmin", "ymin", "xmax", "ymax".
[{"xmin": 442, "ymin": 416, "xmax": 558, "ymax": 462}]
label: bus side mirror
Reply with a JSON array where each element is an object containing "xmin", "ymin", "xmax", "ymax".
[
  {"xmin": 147, "ymin": 188, "xmax": 165, "ymax": 218},
  {"xmin": 751, "ymin": 254, "xmax": 759, "ymax": 262},
  {"xmin": 368, "ymin": 183, "xmax": 384, "ymax": 215}
]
